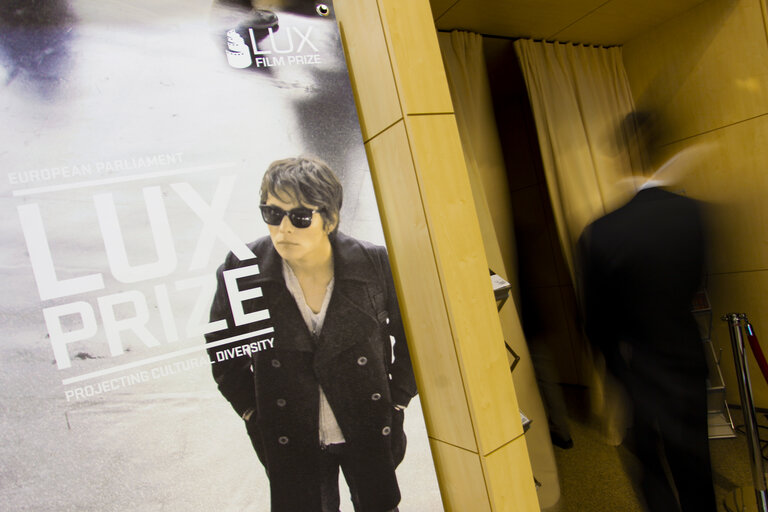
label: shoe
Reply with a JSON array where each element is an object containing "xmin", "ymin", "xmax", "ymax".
[{"xmin": 551, "ymin": 432, "xmax": 574, "ymax": 449}]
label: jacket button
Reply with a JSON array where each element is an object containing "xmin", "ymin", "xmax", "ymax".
[
  {"xmin": 271, "ymin": 359, "xmax": 281, "ymax": 368},
  {"xmin": 276, "ymin": 398, "xmax": 286, "ymax": 407},
  {"xmin": 381, "ymin": 426, "xmax": 391, "ymax": 436},
  {"xmin": 371, "ymin": 393, "xmax": 381, "ymax": 401},
  {"xmin": 357, "ymin": 356, "xmax": 368, "ymax": 366},
  {"xmin": 278, "ymin": 436, "xmax": 289, "ymax": 445}
]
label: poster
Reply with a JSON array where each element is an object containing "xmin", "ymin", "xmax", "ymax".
[{"xmin": 0, "ymin": 1, "xmax": 444, "ymax": 510}]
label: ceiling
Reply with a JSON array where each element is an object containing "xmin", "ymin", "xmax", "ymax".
[{"xmin": 431, "ymin": 0, "xmax": 707, "ymax": 46}]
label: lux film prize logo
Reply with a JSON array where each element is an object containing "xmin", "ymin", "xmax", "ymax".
[{"xmin": 225, "ymin": 23, "xmax": 322, "ymax": 69}]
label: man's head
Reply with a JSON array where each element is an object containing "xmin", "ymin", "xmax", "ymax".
[
  {"xmin": 259, "ymin": 156, "xmax": 343, "ymax": 234},
  {"xmin": 622, "ymin": 109, "xmax": 664, "ymax": 175}
]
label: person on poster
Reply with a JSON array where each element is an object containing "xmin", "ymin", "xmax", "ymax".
[{"xmin": 205, "ymin": 156, "xmax": 417, "ymax": 512}]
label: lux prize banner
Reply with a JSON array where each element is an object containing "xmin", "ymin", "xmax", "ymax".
[{"xmin": 0, "ymin": 1, "xmax": 443, "ymax": 510}]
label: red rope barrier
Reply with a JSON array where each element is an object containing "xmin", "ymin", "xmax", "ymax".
[{"xmin": 745, "ymin": 321, "xmax": 768, "ymax": 387}]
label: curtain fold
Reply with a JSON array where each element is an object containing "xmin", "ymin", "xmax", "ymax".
[
  {"xmin": 514, "ymin": 39, "xmax": 643, "ymax": 278},
  {"xmin": 439, "ymin": 30, "xmax": 561, "ymax": 510},
  {"xmin": 438, "ymin": 31, "xmax": 519, "ymax": 296},
  {"xmin": 514, "ymin": 39, "xmax": 644, "ymax": 446}
]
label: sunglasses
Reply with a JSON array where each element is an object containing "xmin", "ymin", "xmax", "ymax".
[{"xmin": 259, "ymin": 204, "xmax": 321, "ymax": 228}]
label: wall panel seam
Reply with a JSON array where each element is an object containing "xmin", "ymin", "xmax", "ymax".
[
  {"xmin": 662, "ymin": 112, "xmax": 768, "ymax": 147},
  {"xmin": 709, "ymin": 268, "xmax": 768, "ymax": 276},
  {"xmin": 429, "ymin": 436, "xmax": 481, "ymax": 455},
  {"xmin": 373, "ymin": 0, "xmax": 406, "ymax": 121},
  {"xmin": 433, "ymin": 0, "xmax": 461, "ymax": 22},
  {"xmin": 363, "ymin": 118, "xmax": 405, "ymax": 144},
  {"xmin": 482, "ymin": 433, "xmax": 527, "ymax": 458},
  {"xmin": 758, "ymin": 0, "xmax": 768, "ymax": 48},
  {"xmin": 548, "ymin": 0, "xmax": 614, "ymax": 42},
  {"xmin": 406, "ymin": 111, "xmax": 456, "ymax": 116}
]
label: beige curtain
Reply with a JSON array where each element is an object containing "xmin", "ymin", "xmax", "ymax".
[
  {"xmin": 514, "ymin": 39, "xmax": 644, "ymax": 445},
  {"xmin": 439, "ymin": 30, "xmax": 561, "ymax": 510},
  {"xmin": 514, "ymin": 39, "xmax": 642, "ymax": 277}
]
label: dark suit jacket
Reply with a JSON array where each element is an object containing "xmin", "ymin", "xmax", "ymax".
[
  {"xmin": 205, "ymin": 232, "xmax": 416, "ymax": 512},
  {"xmin": 578, "ymin": 186, "xmax": 707, "ymax": 385}
]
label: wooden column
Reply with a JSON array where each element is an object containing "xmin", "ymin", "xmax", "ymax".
[{"xmin": 335, "ymin": 1, "xmax": 540, "ymax": 510}]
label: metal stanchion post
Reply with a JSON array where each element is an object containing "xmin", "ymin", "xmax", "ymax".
[{"xmin": 724, "ymin": 313, "xmax": 768, "ymax": 512}]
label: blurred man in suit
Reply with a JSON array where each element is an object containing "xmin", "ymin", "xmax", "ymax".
[{"xmin": 577, "ymin": 112, "xmax": 716, "ymax": 512}]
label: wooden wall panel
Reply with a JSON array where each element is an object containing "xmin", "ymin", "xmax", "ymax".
[
  {"xmin": 335, "ymin": 0, "xmax": 401, "ymax": 141},
  {"xmin": 434, "ymin": 0, "xmax": 606, "ymax": 41},
  {"xmin": 365, "ymin": 120, "xmax": 478, "ymax": 450},
  {"xmin": 623, "ymin": 0, "xmax": 768, "ymax": 144},
  {"xmin": 428, "ymin": 440, "xmax": 493, "ymax": 512},
  {"xmin": 666, "ymin": 115, "xmax": 768, "ymax": 276},
  {"xmin": 553, "ymin": 0, "xmax": 708, "ymax": 45},
  {"xmin": 623, "ymin": 0, "xmax": 768, "ymax": 408},
  {"xmin": 407, "ymin": 114, "xmax": 524, "ymax": 452},
  {"xmin": 483, "ymin": 438, "xmax": 541, "ymax": 512},
  {"xmin": 337, "ymin": 0, "xmax": 540, "ymax": 508},
  {"xmin": 378, "ymin": 0, "xmax": 454, "ymax": 114}
]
